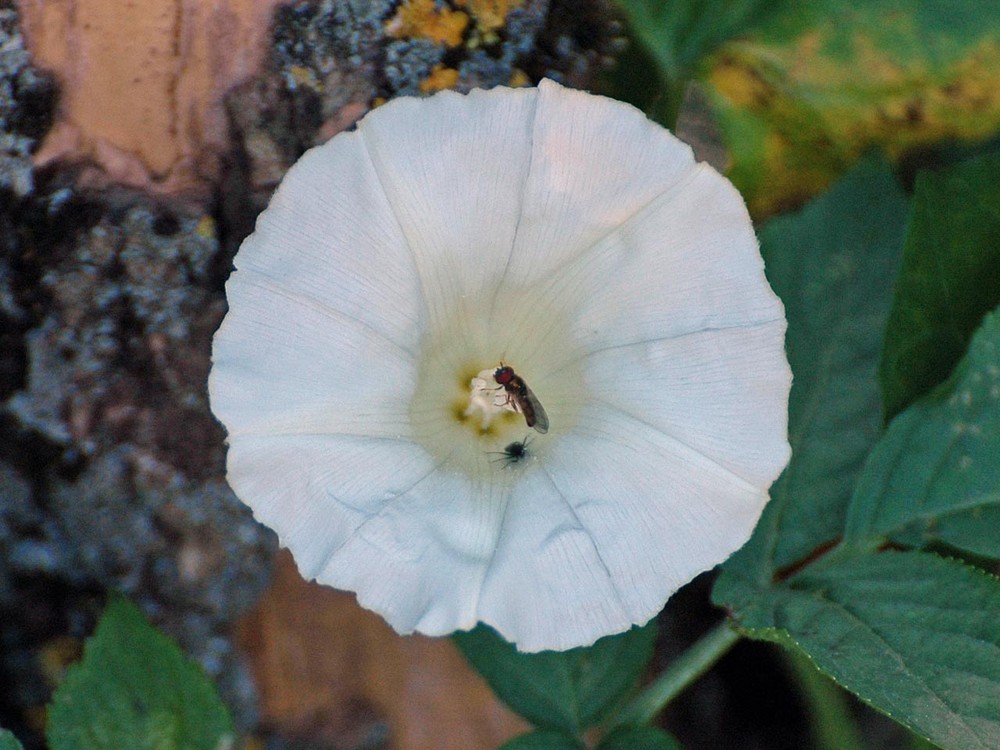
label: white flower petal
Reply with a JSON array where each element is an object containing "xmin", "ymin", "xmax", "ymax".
[
  {"xmin": 569, "ymin": 165, "xmax": 781, "ymax": 349},
  {"xmin": 504, "ymin": 79, "xmax": 697, "ymax": 283},
  {"xmin": 210, "ymin": 278, "xmax": 416, "ymax": 438},
  {"xmin": 538, "ymin": 409, "xmax": 770, "ymax": 626},
  {"xmin": 210, "ymin": 119, "xmax": 426, "ymax": 439},
  {"xmin": 476, "ymin": 384, "xmax": 779, "ymax": 652},
  {"xmin": 485, "ymin": 82, "xmax": 780, "ymax": 378},
  {"xmin": 477, "ymin": 472, "xmax": 636, "ymax": 652},
  {"xmin": 582, "ymin": 323, "xmax": 791, "ymax": 488},
  {"xmin": 315, "ymin": 473, "xmax": 508, "ymax": 636},
  {"xmin": 357, "ymin": 86, "xmax": 538, "ymax": 319},
  {"xmin": 234, "ymin": 125, "xmax": 424, "ymax": 350},
  {"xmin": 225, "ymin": 434, "xmax": 436, "ymax": 576}
]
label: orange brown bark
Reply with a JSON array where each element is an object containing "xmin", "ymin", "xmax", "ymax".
[
  {"xmin": 18, "ymin": 0, "xmax": 286, "ymax": 196},
  {"xmin": 236, "ymin": 551, "xmax": 528, "ymax": 750}
]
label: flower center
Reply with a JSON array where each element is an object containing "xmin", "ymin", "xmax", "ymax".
[
  {"xmin": 406, "ymin": 282, "xmax": 588, "ymax": 480},
  {"xmin": 464, "ymin": 368, "xmax": 519, "ymax": 430}
]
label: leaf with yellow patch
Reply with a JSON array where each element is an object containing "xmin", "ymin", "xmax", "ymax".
[{"xmin": 705, "ymin": 1, "xmax": 1000, "ymax": 216}]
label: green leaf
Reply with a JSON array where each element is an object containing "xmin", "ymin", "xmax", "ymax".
[
  {"xmin": 613, "ymin": 0, "xmax": 789, "ymax": 125},
  {"xmin": 716, "ymin": 157, "xmax": 908, "ymax": 588},
  {"xmin": 704, "ymin": 1, "xmax": 1000, "ymax": 216},
  {"xmin": 848, "ymin": 307, "xmax": 1000, "ymax": 560},
  {"xmin": 0, "ymin": 730, "xmax": 24, "ymax": 750},
  {"xmin": 499, "ymin": 730, "xmax": 583, "ymax": 750},
  {"xmin": 782, "ymin": 552, "xmax": 1000, "ymax": 750},
  {"xmin": 880, "ymin": 151, "xmax": 1000, "ymax": 420},
  {"xmin": 46, "ymin": 594, "xmax": 233, "ymax": 750},
  {"xmin": 597, "ymin": 726, "xmax": 683, "ymax": 750},
  {"xmin": 717, "ymin": 301, "xmax": 1000, "ymax": 748},
  {"xmin": 453, "ymin": 622, "xmax": 657, "ymax": 734},
  {"xmin": 616, "ymin": 0, "xmax": 788, "ymax": 80}
]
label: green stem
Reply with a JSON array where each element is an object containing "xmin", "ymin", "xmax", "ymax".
[
  {"xmin": 783, "ymin": 648, "xmax": 867, "ymax": 750},
  {"xmin": 612, "ymin": 620, "xmax": 740, "ymax": 728}
]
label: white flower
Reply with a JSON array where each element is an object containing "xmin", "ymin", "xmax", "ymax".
[{"xmin": 209, "ymin": 80, "xmax": 791, "ymax": 652}]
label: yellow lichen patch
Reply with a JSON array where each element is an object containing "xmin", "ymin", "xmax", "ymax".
[
  {"xmin": 385, "ymin": 0, "xmax": 469, "ymax": 47},
  {"xmin": 195, "ymin": 215, "xmax": 216, "ymax": 240},
  {"xmin": 287, "ymin": 64, "xmax": 319, "ymax": 91},
  {"xmin": 420, "ymin": 65, "xmax": 461, "ymax": 93},
  {"xmin": 464, "ymin": 0, "xmax": 523, "ymax": 34},
  {"xmin": 509, "ymin": 69, "xmax": 530, "ymax": 87}
]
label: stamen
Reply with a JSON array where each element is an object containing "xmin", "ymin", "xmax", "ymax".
[{"xmin": 464, "ymin": 368, "xmax": 517, "ymax": 429}]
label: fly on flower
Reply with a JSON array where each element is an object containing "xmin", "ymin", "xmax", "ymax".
[{"xmin": 494, "ymin": 365, "xmax": 549, "ymax": 433}]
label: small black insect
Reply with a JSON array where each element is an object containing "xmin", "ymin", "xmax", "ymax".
[{"xmin": 488, "ymin": 437, "xmax": 533, "ymax": 468}]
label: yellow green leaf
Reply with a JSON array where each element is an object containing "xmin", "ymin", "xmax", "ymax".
[{"xmin": 705, "ymin": 1, "xmax": 1000, "ymax": 216}]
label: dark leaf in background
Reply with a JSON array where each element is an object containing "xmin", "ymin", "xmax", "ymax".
[
  {"xmin": 784, "ymin": 552, "xmax": 998, "ymax": 750},
  {"xmin": 879, "ymin": 150, "xmax": 1000, "ymax": 421},
  {"xmin": 615, "ymin": 0, "xmax": 787, "ymax": 81},
  {"xmin": 454, "ymin": 622, "xmax": 656, "ymax": 735},
  {"xmin": 499, "ymin": 729, "xmax": 582, "ymax": 750},
  {"xmin": 597, "ymin": 725, "xmax": 683, "ymax": 750}
]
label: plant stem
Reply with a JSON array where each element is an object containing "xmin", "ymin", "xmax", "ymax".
[
  {"xmin": 782, "ymin": 648, "xmax": 867, "ymax": 750},
  {"xmin": 611, "ymin": 619, "xmax": 740, "ymax": 728}
]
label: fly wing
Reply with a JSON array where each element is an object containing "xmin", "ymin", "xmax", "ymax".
[{"xmin": 523, "ymin": 385, "xmax": 549, "ymax": 433}]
